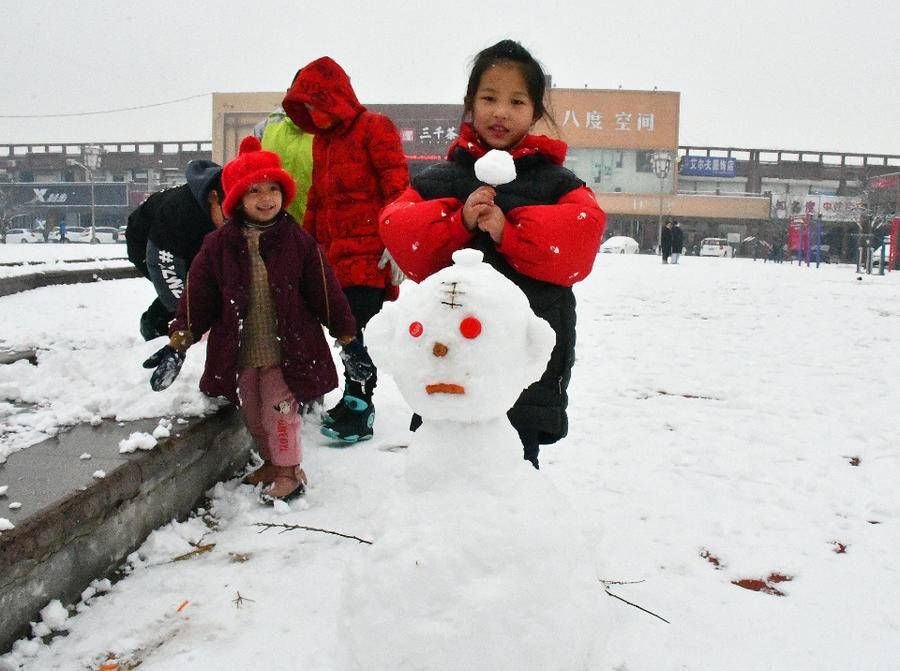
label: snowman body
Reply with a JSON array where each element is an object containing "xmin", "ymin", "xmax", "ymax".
[{"xmin": 340, "ymin": 249, "xmax": 608, "ymax": 670}]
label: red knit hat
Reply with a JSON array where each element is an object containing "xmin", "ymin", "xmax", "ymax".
[{"xmin": 221, "ymin": 136, "xmax": 297, "ymax": 218}]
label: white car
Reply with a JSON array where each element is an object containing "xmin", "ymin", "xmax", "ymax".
[
  {"xmin": 599, "ymin": 236, "xmax": 640, "ymax": 254},
  {"xmin": 3, "ymin": 228, "xmax": 43, "ymax": 243},
  {"xmin": 872, "ymin": 243, "xmax": 892, "ymax": 267},
  {"xmin": 61, "ymin": 226, "xmax": 117, "ymax": 243},
  {"xmin": 699, "ymin": 237, "xmax": 733, "ymax": 257},
  {"xmin": 60, "ymin": 226, "xmax": 91, "ymax": 243},
  {"xmin": 89, "ymin": 227, "xmax": 121, "ymax": 244}
]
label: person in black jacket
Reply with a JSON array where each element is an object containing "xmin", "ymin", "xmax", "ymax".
[
  {"xmin": 660, "ymin": 219, "xmax": 673, "ymax": 264},
  {"xmin": 126, "ymin": 160, "xmax": 224, "ymax": 340},
  {"xmin": 671, "ymin": 219, "xmax": 684, "ymax": 264}
]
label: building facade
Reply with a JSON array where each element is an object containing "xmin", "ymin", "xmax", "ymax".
[
  {"xmin": 0, "ymin": 141, "xmax": 211, "ymax": 234},
  {"xmin": 2, "ymin": 87, "xmax": 897, "ymax": 259}
]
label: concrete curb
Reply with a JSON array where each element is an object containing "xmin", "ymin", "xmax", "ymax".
[
  {"xmin": 0, "ymin": 408, "xmax": 249, "ymax": 653},
  {"xmin": 0, "ymin": 265, "xmax": 140, "ymax": 298}
]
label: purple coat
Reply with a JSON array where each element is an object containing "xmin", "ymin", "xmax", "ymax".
[{"xmin": 170, "ymin": 212, "xmax": 356, "ymax": 406}]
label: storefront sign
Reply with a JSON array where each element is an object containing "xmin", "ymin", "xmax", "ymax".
[
  {"xmin": 679, "ymin": 156, "xmax": 737, "ymax": 177},
  {"xmin": 771, "ymin": 194, "xmax": 863, "ymax": 222},
  {"xmin": 536, "ymin": 89, "xmax": 679, "ymax": 150},
  {"xmin": 8, "ymin": 182, "xmax": 128, "ymax": 208}
]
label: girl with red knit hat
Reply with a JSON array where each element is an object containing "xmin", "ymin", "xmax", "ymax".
[{"xmin": 145, "ymin": 136, "xmax": 374, "ymax": 502}]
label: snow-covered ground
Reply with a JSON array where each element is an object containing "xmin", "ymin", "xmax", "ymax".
[
  {"xmin": 0, "ymin": 243, "xmax": 130, "ymax": 280},
  {"xmin": 1, "ymin": 248, "xmax": 898, "ymax": 670}
]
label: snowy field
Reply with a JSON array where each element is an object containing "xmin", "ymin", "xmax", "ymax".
[
  {"xmin": 0, "ymin": 243, "xmax": 130, "ymax": 279},
  {"xmin": 1, "ymin": 249, "xmax": 898, "ymax": 670}
]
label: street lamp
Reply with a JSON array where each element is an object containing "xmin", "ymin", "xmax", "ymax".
[
  {"xmin": 650, "ymin": 150, "xmax": 672, "ymax": 254},
  {"xmin": 68, "ymin": 145, "xmax": 102, "ymax": 243}
]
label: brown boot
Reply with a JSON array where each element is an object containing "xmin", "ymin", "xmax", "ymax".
[
  {"xmin": 242, "ymin": 461, "xmax": 278, "ymax": 487},
  {"xmin": 261, "ymin": 466, "xmax": 307, "ymax": 502}
]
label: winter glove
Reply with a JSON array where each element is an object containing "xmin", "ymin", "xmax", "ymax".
[
  {"xmin": 340, "ymin": 338, "xmax": 375, "ymax": 383},
  {"xmin": 378, "ymin": 249, "xmax": 406, "ymax": 286},
  {"xmin": 142, "ymin": 344, "xmax": 170, "ymax": 369},
  {"xmin": 147, "ymin": 346, "xmax": 186, "ymax": 391}
]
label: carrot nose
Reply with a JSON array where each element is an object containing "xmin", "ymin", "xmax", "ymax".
[{"xmin": 432, "ymin": 342, "xmax": 448, "ymax": 357}]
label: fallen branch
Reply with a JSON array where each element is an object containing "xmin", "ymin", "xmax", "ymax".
[
  {"xmin": 171, "ymin": 543, "xmax": 216, "ymax": 562},
  {"xmin": 233, "ymin": 591, "xmax": 255, "ymax": 608},
  {"xmin": 599, "ymin": 580, "xmax": 670, "ymax": 624},
  {"xmin": 253, "ymin": 522, "xmax": 372, "ymax": 545}
]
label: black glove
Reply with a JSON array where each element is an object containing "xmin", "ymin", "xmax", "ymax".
[
  {"xmin": 340, "ymin": 339, "xmax": 374, "ymax": 383},
  {"xmin": 146, "ymin": 345, "xmax": 186, "ymax": 391},
  {"xmin": 142, "ymin": 344, "xmax": 172, "ymax": 369}
]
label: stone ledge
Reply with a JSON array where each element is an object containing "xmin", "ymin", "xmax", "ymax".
[
  {"xmin": 0, "ymin": 265, "xmax": 141, "ymax": 298},
  {"xmin": 0, "ymin": 407, "xmax": 249, "ymax": 653}
]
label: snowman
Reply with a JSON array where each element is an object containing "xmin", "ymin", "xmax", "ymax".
[{"xmin": 338, "ymin": 248, "xmax": 610, "ymax": 670}]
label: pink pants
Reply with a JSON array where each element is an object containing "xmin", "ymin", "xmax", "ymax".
[{"xmin": 238, "ymin": 366, "xmax": 302, "ymax": 467}]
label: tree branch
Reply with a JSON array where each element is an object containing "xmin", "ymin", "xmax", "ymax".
[
  {"xmin": 253, "ymin": 522, "xmax": 372, "ymax": 545},
  {"xmin": 600, "ymin": 580, "xmax": 670, "ymax": 624}
]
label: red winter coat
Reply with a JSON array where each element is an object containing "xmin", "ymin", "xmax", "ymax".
[
  {"xmin": 379, "ymin": 123, "xmax": 605, "ymax": 287},
  {"xmin": 170, "ymin": 212, "xmax": 356, "ymax": 407},
  {"xmin": 378, "ymin": 124, "xmax": 606, "ymax": 443},
  {"xmin": 282, "ymin": 57, "xmax": 409, "ymax": 292}
]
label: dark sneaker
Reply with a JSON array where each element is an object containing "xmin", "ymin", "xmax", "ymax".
[
  {"xmin": 322, "ymin": 398, "xmax": 350, "ymax": 426},
  {"xmin": 320, "ymin": 395, "xmax": 374, "ymax": 443}
]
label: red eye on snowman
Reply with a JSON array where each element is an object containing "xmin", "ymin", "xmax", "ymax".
[
  {"xmin": 459, "ymin": 316, "xmax": 482, "ymax": 339},
  {"xmin": 407, "ymin": 317, "xmax": 482, "ymax": 339}
]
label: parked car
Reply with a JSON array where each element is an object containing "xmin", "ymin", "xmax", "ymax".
[
  {"xmin": 50, "ymin": 226, "xmax": 89, "ymax": 242},
  {"xmin": 65, "ymin": 227, "xmax": 92, "ymax": 243},
  {"xmin": 699, "ymin": 237, "xmax": 733, "ymax": 257},
  {"xmin": 599, "ymin": 236, "xmax": 640, "ymax": 254},
  {"xmin": 3, "ymin": 228, "xmax": 43, "ymax": 244},
  {"xmin": 90, "ymin": 227, "xmax": 121, "ymax": 244},
  {"xmin": 872, "ymin": 243, "xmax": 892, "ymax": 267}
]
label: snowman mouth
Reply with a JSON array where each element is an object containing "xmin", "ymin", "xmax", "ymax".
[{"xmin": 425, "ymin": 383, "xmax": 466, "ymax": 395}]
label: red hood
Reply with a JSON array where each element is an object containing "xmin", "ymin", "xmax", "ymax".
[
  {"xmin": 282, "ymin": 57, "xmax": 364, "ymax": 135},
  {"xmin": 449, "ymin": 122, "xmax": 568, "ymax": 165}
]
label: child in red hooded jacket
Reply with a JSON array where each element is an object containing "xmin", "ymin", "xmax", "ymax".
[
  {"xmin": 282, "ymin": 57, "xmax": 409, "ymax": 444},
  {"xmin": 145, "ymin": 136, "xmax": 374, "ymax": 501},
  {"xmin": 378, "ymin": 40, "xmax": 606, "ymax": 468}
]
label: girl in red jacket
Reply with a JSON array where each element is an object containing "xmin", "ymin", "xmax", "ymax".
[
  {"xmin": 146, "ymin": 136, "xmax": 373, "ymax": 501},
  {"xmin": 282, "ymin": 57, "xmax": 409, "ymax": 443},
  {"xmin": 378, "ymin": 40, "xmax": 606, "ymax": 468}
]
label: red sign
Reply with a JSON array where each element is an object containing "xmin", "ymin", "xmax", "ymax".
[{"xmin": 866, "ymin": 173, "xmax": 900, "ymax": 190}]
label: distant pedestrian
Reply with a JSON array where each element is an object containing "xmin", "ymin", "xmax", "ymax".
[
  {"xmin": 660, "ymin": 220, "xmax": 673, "ymax": 264},
  {"xmin": 671, "ymin": 220, "xmax": 683, "ymax": 264}
]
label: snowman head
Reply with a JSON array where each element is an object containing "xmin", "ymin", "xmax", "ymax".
[{"xmin": 367, "ymin": 249, "xmax": 555, "ymax": 423}]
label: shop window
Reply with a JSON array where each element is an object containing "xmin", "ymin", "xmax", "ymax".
[{"xmin": 635, "ymin": 151, "xmax": 654, "ymax": 173}]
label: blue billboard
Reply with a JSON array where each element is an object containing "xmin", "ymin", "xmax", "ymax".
[{"xmin": 680, "ymin": 155, "xmax": 737, "ymax": 177}]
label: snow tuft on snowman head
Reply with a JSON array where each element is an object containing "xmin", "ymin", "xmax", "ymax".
[{"xmin": 367, "ymin": 248, "xmax": 554, "ymax": 423}]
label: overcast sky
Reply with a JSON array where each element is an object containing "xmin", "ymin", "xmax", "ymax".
[{"xmin": 1, "ymin": 0, "xmax": 897, "ymax": 154}]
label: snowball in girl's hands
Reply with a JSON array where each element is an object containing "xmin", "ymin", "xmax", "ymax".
[{"xmin": 474, "ymin": 149, "xmax": 517, "ymax": 186}]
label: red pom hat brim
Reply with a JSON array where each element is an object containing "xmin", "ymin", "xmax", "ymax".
[{"xmin": 221, "ymin": 136, "xmax": 297, "ymax": 219}]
